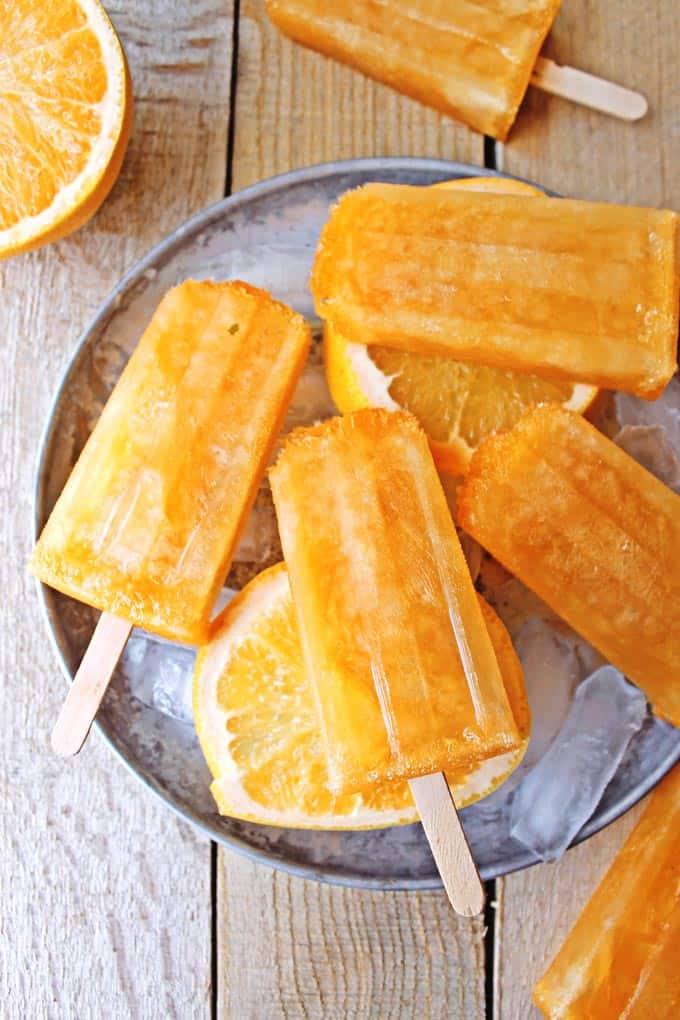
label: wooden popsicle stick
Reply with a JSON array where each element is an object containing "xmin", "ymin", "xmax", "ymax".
[
  {"xmin": 409, "ymin": 771, "xmax": 485, "ymax": 917},
  {"xmin": 50, "ymin": 612, "xmax": 133, "ymax": 757},
  {"xmin": 531, "ymin": 57, "xmax": 648, "ymax": 121}
]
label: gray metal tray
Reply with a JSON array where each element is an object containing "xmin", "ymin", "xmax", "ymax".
[{"xmin": 34, "ymin": 158, "xmax": 680, "ymax": 889}]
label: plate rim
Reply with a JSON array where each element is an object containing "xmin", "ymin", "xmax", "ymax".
[{"xmin": 32, "ymin": 156, "xmax": 680, "ymax": 889}]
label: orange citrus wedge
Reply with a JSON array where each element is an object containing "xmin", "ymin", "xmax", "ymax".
[
  {"xmin": 324, "ymin": 176, "xmax": 598, "ymax": 475},
  {"xmin": 193, "ymin": 563, "xmax": 530, "ymax": 829},
  {"xmin": 0, "ymin": 0, "xmax": 132, "ymax": 258}
]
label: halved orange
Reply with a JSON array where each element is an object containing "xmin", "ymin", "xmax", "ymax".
[
  {"xmin": 0, "ymin": 0, "xmax": 132, "ymax": 258},
  {"xmin": 324, "ymin": 176, "xmax": 598, "ymax": 475},
  {"xmin": 193, "ymin": 563, "xmax": 530, "ymax": 829}
]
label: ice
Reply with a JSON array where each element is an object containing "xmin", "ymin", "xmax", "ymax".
[
  {"xmin": 212, "ymin": 586, "xmax": 238, "ymax": 617},
  {"xmin": 281, "ymin": 357, "xmax": 338, "ymax": 433},
  {"xmin": 120, "ymin": 632, "xmax": 197, "ymax": 724},
  {"xmin": 613, "ymin": 424, "xmax": 680, "ymax": 492},
  {"xmin": 277, "ymin": 327, "xmax": 338, "ymax": 442},
  {"xmin": 592, "ymin": 376, "xmax": 680, "ymax": 491},
  {"xmin": 496, "ymin": 617, "xmax": 599, "ymax": 797},
  {"xmin": 477, "ymin": 562, "xmax": 559, "ymax": 638},
  {"xmin": 614, "ymin": 376, "xmax": 680, "ymax": 454},
  {"xmin": 514, "ymin": 618, "xmax": 581, "ymax": 771},
  {"xmin": 509, "ymin": 666, "xmax": 647, "ymax": 862}
]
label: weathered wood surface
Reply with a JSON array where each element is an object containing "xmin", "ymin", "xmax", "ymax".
[
  {"xmin": 1, "ymin": 3, "xmax": 231, "ymax": 1016},
  {"xmin": 500, "ymin": 0, "xmax": 680, "ymax": 208},
  {"xmin": 218, "ymin": 857, "xmax": 486, "ymax": 1020},
  {"xmin": 4, "ymin": 0, "xmax": 677, "ymax": 1016},
  {"xmin": 496, "ymin": 2, "xmax": 680, "ymax": 1015}
]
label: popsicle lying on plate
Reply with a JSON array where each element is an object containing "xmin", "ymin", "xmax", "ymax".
[
  {"xmin": 32, "ymin": 280, "xmax": 310, "ymax": 753},
  {"xmin": 312, "ymin": 184, "xmax": 679, "ymax": 399},
  {"xmin": 534, "ymin": 763, "xmax": 680, "ymax": 1019},
  {"xmin": 270, "ymin": 408, "xmax": 522, "ymax": 913},
  {"xmin": 265, "ymin": 1, "xmax": 647, "ymax": 139},
  {"xmin": 457, "ymin": 406, "xmax": 680, "ymax": 728}
]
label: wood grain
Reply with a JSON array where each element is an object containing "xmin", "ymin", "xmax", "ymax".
[
  {"xmin": 219, "ymin": 857, "xmax": 486, "ymax": 1020},
  {"xmin": 500, "ymin": 0, "xmax": 680, "ymax": 207},
  {"xmin": 217, "ymin": 4, "xmax": 487, "ymax": 1016},
  {"xmin": 496, "ymin": 4, "xmax": 679, "ymax": 1017},
  {"xmin": 231, "ymin": 0, "xmax": 484, "ymax": 189},
  {"xmin": 0, "ymin": 2, "xmax": 231, "ymax": 1015}
]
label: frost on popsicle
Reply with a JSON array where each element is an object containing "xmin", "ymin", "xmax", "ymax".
[
  {"xmin": 270, "ymin": 409, "xmax": 521, "ymax": 795},
  {"xmin": 458, "ymin": 406, "xmax": 680, "ymax": 729},
  {"xmin": 509, "ymin": 666, "xmax": 647, "ymax": 862},
  {"xmin": 30, "ymin": 281, "xmax": 311, "ymax": 644}
]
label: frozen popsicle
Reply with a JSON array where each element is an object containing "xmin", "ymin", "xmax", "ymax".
[
  {"xmin": 270, "ymin": 408, "xmax": 521, "ymax": 912},
  {"xmin": 457, "ymin": 406, "xmax": 680, "ymax": 728},
  {"xmin": 312, "ymin": 184, "xmax": 679, "ymax": 399},
  {"xmin": 534, "ymin": 763, "xmax": 680, "ymax": 1019},
  {"xmin": 32, "ymin": 280, "xmax": 310, "ymax": 752},
  {"xmin": 265, "ymin": 1, "xmax": 647, "ymax": 139}
]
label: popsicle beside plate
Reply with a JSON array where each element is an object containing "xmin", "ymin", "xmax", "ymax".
[
  {"xmin": 266, "ymin": 0, "xmax": 561, "ymax": 140},
  {"xmin": 534, "ymin": 764, "xmax": 680, "ymax": 1019}
]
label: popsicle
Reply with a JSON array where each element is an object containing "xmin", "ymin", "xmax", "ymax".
[
  {"xmin": 265, "ymin": 1, "xmax": 647, "ymax": 140},
  {"xmin": 32, "ymin": 280, "xmax": 310, "ymax": 753},
  {"xmin": 534, "ymin": 764, "xmax": 680, "ymax": 1019},
  {"xmin": 457, "ymin": 406, "xmax": 680, "ymax": 728},
  {"xmin": 312, "ymin": 183, "xmax": 679, "ymax": 399},
  {"xmin": 270, "ymin": 408, "xmax": 521, "ymax": 913}
]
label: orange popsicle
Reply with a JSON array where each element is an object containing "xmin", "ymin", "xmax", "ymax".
[
  {"xmin": 534, "ymin": 764, "xmax": 680, "ymax": 1019},
  {"xmin": 266, "ymin": 0, "xmax": 561, "ymax": 140},
  {"xmin": 31, "ymin": 280, "xmax": 310, "ymax": 644},
  {"xmin": 458, "ymin": 406, "xmax": 680, "ymax": 727},
  {"xmin": 312, "ymin": 184, "xmax": 679, "ymax": 399},
  {"xmin": 270, "ymin": 408, "xmax": 521, "ymax": 796}
]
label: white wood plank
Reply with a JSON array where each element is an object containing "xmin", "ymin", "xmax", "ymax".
[
  {"xmin": 0, "ymin": 2, "xmax": 232, "ymax": 1015},
  {"xmin": 218, "ymin": 857, "xmax": 486, "ymax": 1019}
]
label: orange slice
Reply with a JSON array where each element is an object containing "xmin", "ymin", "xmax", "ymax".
[
  {"xmin": 0, "ymin": 0, "xmax": 132, "ymax": 258},
  {"xmin": 324, "ymin": 176, "xmax": 598, "ymax": 475},
  {"xmin": 193, "ymin": 563, "xmax": 530, "ymax": 829}
]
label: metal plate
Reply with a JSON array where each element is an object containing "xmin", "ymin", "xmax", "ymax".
[{"xmin": 34, "ymin": 158, "xmax": 680, "ymax": 889}]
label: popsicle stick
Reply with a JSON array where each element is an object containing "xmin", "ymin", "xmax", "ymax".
[
  {"xmin": 409, "ymin": 772, "xmax": 485, "ymax": 917},
  {"xmin": 531, "ymin": 57, "xmax": 648, "ymax": 121},
  {"xmin": 50, "ymin": 612, "xmax": 132, "ymax": 757}
]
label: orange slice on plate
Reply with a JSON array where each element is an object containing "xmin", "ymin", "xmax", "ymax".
[
  {"xmin": 193, "ymin": 563, "xmax": 530, "ymax": 830},
  {"xmin": 0, "ymin": 0, "xmax": 132, "ymax": 258},
  {"xmin": 324, "ymin": 176, "xmax": 598, "ymax": 475}
]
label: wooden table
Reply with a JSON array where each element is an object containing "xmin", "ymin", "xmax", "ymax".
[{"xmin": 3, "ymin": 2, "xmax": 678, "ymax": 1015}]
